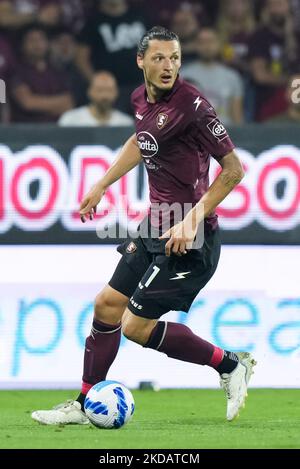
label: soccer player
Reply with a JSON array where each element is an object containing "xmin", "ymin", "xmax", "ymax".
[{"xmin": 32, "ymin": 26, "xmax": 256, "ymax": 425}]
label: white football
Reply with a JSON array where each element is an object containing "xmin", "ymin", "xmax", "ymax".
[{"xmin": 84, "ymin": 380, "xmax": 135, "ymax": 429}]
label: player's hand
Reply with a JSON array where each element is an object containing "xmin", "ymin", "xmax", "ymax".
[
  {"xmin": 159, "ymin": 220, "xmax": 198, "ymax": 257},
  {"xmin": 79, "ymin": 184, "xmax": 106, "ymax": 223}
]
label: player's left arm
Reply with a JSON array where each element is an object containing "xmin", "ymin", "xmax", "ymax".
[
  {"xmin": 160, "ymin": 150, "xmax": 244, "ymax": 256},
  {"xmin": 195, "ymin": 149, "xmax": 244, "ymax": 219}
]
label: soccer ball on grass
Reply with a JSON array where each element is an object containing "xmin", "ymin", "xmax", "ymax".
[{"xmin": 84, "ymin": 380, "xmax": 135, "ymax": 429}]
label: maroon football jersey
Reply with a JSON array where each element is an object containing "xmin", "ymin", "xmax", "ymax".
[{"xmin": 131, "ymin": 77, "xmax": 235, "ymax": 231}]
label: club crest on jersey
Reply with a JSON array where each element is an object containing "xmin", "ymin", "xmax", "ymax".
[
  {"xmin": 207, "ymin": 118, "xmax": 228, "ymax": 142},
  {"xmin": 126, "ymin": 242, "xmax": 137, "ymax": 253},
  {"xmin": 156, "ymin": 112, "xmax": 168, "ymax": 130}
]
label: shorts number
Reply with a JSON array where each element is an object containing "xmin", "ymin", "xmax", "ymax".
[{"xmin": 139, "ymin": 265, "xmax": 160, "ymax": 289}]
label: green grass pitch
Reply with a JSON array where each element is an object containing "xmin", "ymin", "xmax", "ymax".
[{"xmin": 0, "ymin": 389, "xmax": 299, "ymax": 449}]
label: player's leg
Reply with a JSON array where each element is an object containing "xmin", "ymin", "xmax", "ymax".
[
  {"xmin": 122, "ymin": 307, "xmax": 233, "ymax": 370},
  {"xmin": 122, "ymin": 229, "xmax": 256, "ymax": 421},
  {"xmin": 76, "ymin": 284, "xmax": 130, "ymax": 409},
  {"xmin": 31, "ymin": 249, "xmax": 146, "ymax": 425},
  {"xmin": 31, "ymin": 285, "xmax": 129, "ymax": 426},
  {"xmin": 122, "ymin": 306, "xmax": 256, "ymax": 421}
]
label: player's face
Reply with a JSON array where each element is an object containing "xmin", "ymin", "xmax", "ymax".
[{"xmin": 138, "ymin": 40, "xmax": 181, "ymax": 92}]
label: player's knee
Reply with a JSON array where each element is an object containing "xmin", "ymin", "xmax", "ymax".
[
  {"xmin": 121, "ymin": 312, "xmax": 154, "ymax": 345},
  {"xmin": 121, "ymin": 320, "xmax": 142, "ymax": 343},
  {"xmin": 94, "ymin": 289, "xmax": 127, "ymax": 324}
]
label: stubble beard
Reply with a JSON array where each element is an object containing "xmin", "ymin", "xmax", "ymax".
[{"xmin": 144, "ymin": 68, "xmax": 175, "ymax": 97}]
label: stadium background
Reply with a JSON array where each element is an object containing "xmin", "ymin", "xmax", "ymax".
[{"xmin": 0, "ymin": 0, "xmax": 300, "ymax": 392}]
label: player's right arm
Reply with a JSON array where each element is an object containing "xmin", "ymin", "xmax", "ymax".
[{"xmin": 79, "ymin": 134, "xmax": 142, "ymax": 222}]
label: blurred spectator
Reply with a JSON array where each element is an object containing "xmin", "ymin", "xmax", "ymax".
[
  {"xmin": 248, "ymin": 0, "xmax": 299, "ymax": 121},
  {"xmin": 0, "ymin": 0, "xmax": 87, "ymax": 34},
  {"xmin": 266, "ymin": 73, "xmax": 300, "ymax": 122},
  {"xmin": 201, "ymin": 0, "xmax": 221, "ymax": 25},
  {"xmin": 140, "ymin": 1, "xmax": 217, "ymax": 28},
  {"xmin": 58, "ymin": 71, "xmax": 134, "ymax": 126},
  {"xmin": 290, "ymin": 0, "xmax": 300, "ymax": 32},
  {"xmin": 76, "ymin": 0, "xmax": 147, "ymax": 86},
  {"xmin": 10, "ymin": 24, "xmax": 74, "ymax": 123},
  {"xmin": 50, "ymin": 28, "xmax": 88, "ymax": 106},
  {"xmin": 181, "ymin": 28, "xmax": 244, "ymax": 125},
  {"xmin": 0, "ymin": 35, "xmax": 15, "ymax": 81},
  {"xmin": 0, "ymin": 35, "xmax": 15, "ymax": 123},
  {"xmin": 170, "ymin": 6, "xmax": 200, "ymax": 64},
  {"xmin": 76, "ymin": 0, "xmax": 148, "ymax": 113},
  {"xmin": 217, "ymin": 0, "xmax": 256, "ymax": 75},
  {"xmin": 59, "ymin": 1, "xmax": 90, "ymax": 34},
  {"xmin": 0, "ymin": 1, "xmax": 62, "ymax": 29}
]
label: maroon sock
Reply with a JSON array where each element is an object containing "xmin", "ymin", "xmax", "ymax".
[
  {"xmin": 81, "ymin": 318, "xmax": 121, "ymax": 395},
  {"xmin": 144, "ymin": 321, "xmax": 224, "ymax": 368}
]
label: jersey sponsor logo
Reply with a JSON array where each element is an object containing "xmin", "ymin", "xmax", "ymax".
[
  {"xmin": 207, "ymin": 118, "xmax": 228, "ymax": 142},
  {"xmin": 170, "ymin": 271, "xmax": 191, "ymax": 280},
  {"xmin": 136, "ymin": 131, "xmax": 159, "ymax": 158},
  {"xmin": 156, "ymin": 113, "xmax": 168, "ymax": 130},
  {"xmin": 126, "ymin": 241, "xmax": 137, "ymax": 253},
  {"xmin": 193, "ymin": 96, "xmax": 202, "ymax": 111},
  {"xmin": 135, "ymin": 112, "xmax": 143, "ymax": 120}
]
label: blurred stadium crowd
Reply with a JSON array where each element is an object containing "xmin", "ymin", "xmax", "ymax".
[{"xmin": 0, "ymin": 0, "xmax": 300, "ymax": 126}]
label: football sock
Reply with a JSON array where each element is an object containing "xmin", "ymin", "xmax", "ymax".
[
  {"xmin": 145, "ymin": 321, "xmax": 216, "ymax": 365},
  {"xmin": 215, "ymin": 350, "xmax": 239, "ymax": 374},
  {"xmin": 76, "ymin": 392, "xmax": 86, "ymax": 410},
  {"xmin": 77, "ymin": 318, "xmax": 121, "ymax": 409},
  {"xmin": 144, "ymin": 321, "xmax": 238, "ymax": 373}
]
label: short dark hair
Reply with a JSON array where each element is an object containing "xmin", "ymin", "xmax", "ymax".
[
  {"xmin": 19, "ymin": 23, "xmax": 49, "ymax": 44},
  {"xmin": 18, "ymin": 23, "xmax": 49, "ymax": 55},
  {"xmin": 137, "ymin": 26, "xmax": 179, "ymax": 57}
]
